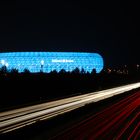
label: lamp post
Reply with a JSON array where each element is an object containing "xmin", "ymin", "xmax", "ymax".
[
  {"xmin": 1, "ymin": 60, "xmax": 5, "ymax": 65},
  {"xmin": 0, "ymin": 60, "xmax": 8, "ymax": 73},
  {"xmin": 5, "ymin": 63, "xmax": 9, "ymax": 68},
  {"xmin": 40, "ymin": 60, "xmax": 44, "ymax": 72}
]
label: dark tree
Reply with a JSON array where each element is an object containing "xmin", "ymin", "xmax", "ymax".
[
  {"xmin": 23, "ymin": 68, "xmax": 30, "ymax": 73},
  {"xmin": 81, "ymin": 68, "xmax": 86, "ymax": 74},
  {"xmin": 59, "ymin": 69, "xmax": 66, "ymax": 74},
  {"xmin": 0, "ymin": 66, "xmax": 9, "ymax": 74},
  {"xmin": 72, "ymin": 67, "xmax": 80, "ymax": 74},
  {"xmin": 10, "ymin": 68, "xmax": 19, "ymax": 74},
  {"xmin": 91, "ymin": 68, "xmax": 96, "ymax": 75}
]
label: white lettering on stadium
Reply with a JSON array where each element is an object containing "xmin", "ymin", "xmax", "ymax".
[{"xmin": 52, "ymin": 59, "xmax": 74, "ymax": 63}]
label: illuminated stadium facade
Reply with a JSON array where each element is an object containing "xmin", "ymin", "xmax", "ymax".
[{"xmin": 0, "ymin": 52, "xmax": 104, "ymax": 73}]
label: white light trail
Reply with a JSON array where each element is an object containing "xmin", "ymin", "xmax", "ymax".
[{"xmin": 0, "ymin": 82, "xmax": 140, "ymax": 134}]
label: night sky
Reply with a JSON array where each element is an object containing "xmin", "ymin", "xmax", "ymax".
[{"xmin": 0, "ymin": 0, "xmax": 139, "ymax": 67}]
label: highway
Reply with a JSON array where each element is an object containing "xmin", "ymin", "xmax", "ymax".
[
  {"xmin": 51, "ymin": 89, "xmax": 140, "ymax": 140},
  {"xmin": 0, "ymin": 82, "xmax": 140, "ymax": 134}
]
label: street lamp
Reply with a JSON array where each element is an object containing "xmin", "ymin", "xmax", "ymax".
[
  {"xmin": 40, "ymin": 60, "xmax": 44, "ymax": 72},
  {"xmin": 0, "ymin": 60, "xmax": 9, "ymax": 73},
  {"xmin": 136, "ymin": 64, "xmax": 139, "ymax": 71},
  {"xmin": 5, "ymin": 63, "xmax": 9, "ymax": 67},
  {"xmin": 1, "ymin": 60, "xmax": 5, "ymax": 65}
]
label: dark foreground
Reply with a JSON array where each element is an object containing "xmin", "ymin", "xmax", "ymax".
[
  {"xmin": 1, "ymin": 88, "xmax": 139, "ymax": 140},
  {"xmin": 0, "ymin": 68, "xmax": 140, "ymax": 111}
]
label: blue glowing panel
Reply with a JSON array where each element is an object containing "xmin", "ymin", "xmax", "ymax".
[{"xmin": 0, "ymin": 52, "xmax": 104, "ymax": 73}]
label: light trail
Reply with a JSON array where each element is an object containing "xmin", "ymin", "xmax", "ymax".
[
  {"xmin": 51, "ymin": 90, "xmax": 140, "ymax": 140},
  {"xmin": 0, "ymin": 82, "xmax": 140, "ymax": 134}
]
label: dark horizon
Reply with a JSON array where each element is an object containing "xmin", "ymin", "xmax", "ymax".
[{"xmin": 0, "ymin": 0, "xmax": 139, "ymax": 67}]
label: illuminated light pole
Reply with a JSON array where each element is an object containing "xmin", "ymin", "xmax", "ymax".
[
  {"xmin": 5, "ymin": 63, "xmax": 9, "ymax": 68},
  {"xmin": 40, "ymin": 60, "xmax": 44, "ymax": 72},
  {"xmin": 1, "ymin": 60, "xmax": 5, "ymax": 65},
  {"xmin": 136, "ymin": 64, "xmax": 139, "ymax": 72},
  {"xmin": 1, "ymin": 60, "xmax": 8, "ymax": 67},
  {"xmin": 0, "ymin": 60, "xmax": 8, "ymax": 74}
]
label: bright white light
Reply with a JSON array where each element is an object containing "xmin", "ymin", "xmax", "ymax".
[
  {"xmin": 1, "ymin": 60, "xmax": 5, "ymax": 65},
  {"xmin": 41, "ymin": 60, "xmax": 44, "ymax": 65},
  {"xmin": 5, "ymin": 63, "xmax": 9, "ymax": 67}
]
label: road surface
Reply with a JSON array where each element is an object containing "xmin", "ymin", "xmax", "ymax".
[
  {"xmin": 0, "ymin": 82, "xmax": 140, "ymax": 134},
  {"xmin": 51, "ymin": 90, "xmax": 140, "ymax": 140}
]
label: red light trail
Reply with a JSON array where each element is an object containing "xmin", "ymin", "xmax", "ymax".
[{"xmin": 51, "ymin": 90, "xmax": 140, "ymax": 140}]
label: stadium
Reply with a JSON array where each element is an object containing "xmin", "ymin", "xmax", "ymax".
[{"xmin": 0, "ymin": 52, "xmax": 104, "ymax": 73}]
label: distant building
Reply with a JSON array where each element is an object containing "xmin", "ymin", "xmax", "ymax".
[{"xmin": 0, "ymin": 52, "xmax": 104, "ymax": 73}]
